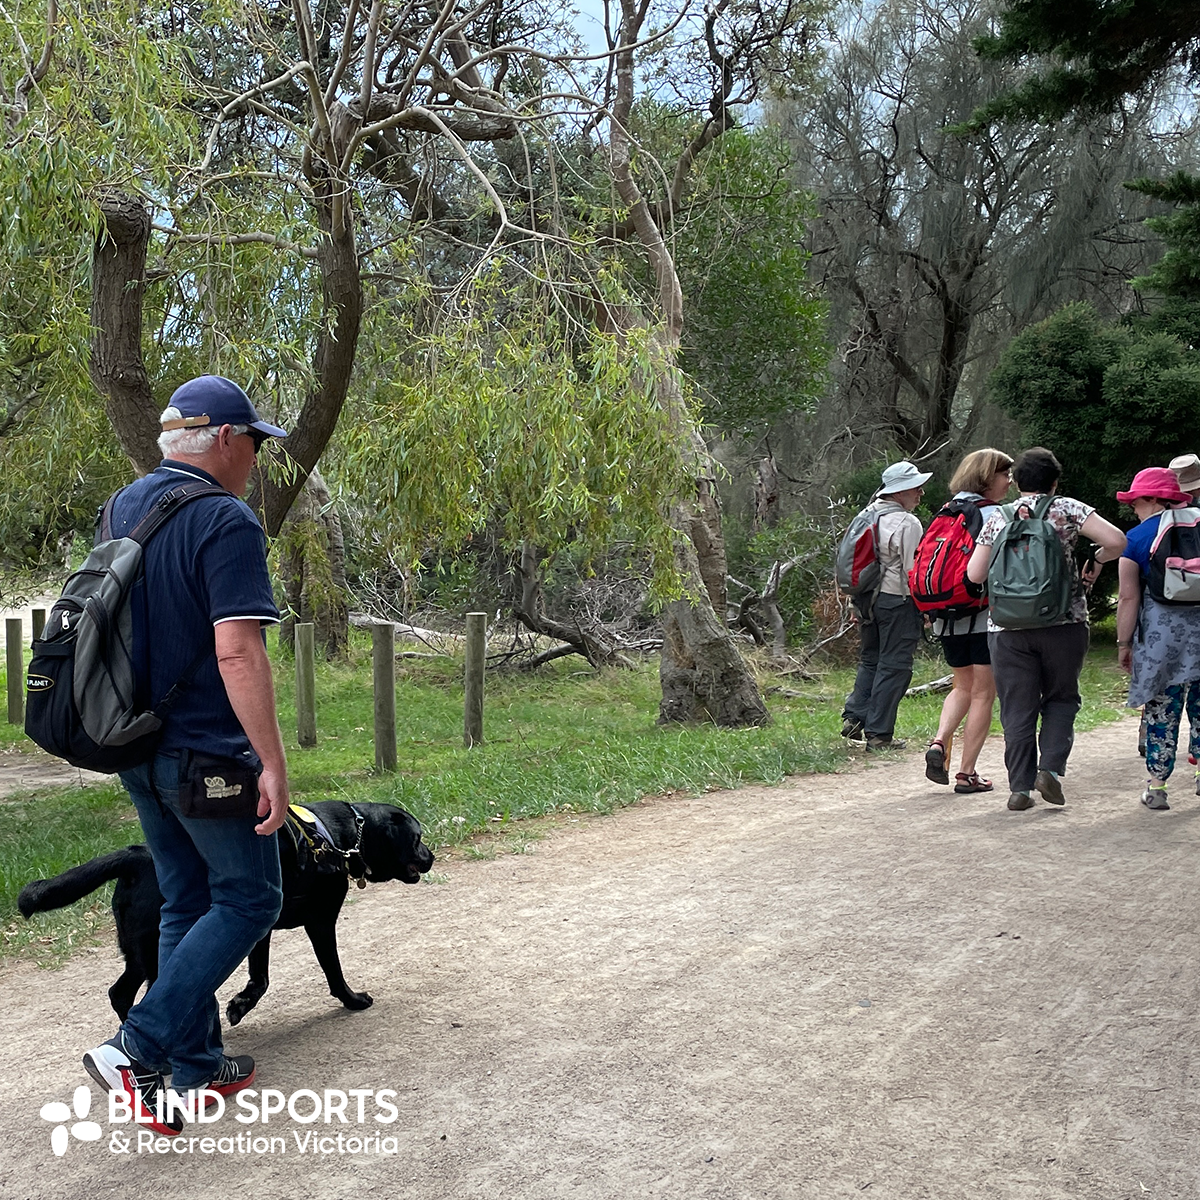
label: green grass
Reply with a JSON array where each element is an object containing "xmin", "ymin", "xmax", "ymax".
[{"xmin": 0, "ymin": 626, "xmax": 1131, "ymax": 966}]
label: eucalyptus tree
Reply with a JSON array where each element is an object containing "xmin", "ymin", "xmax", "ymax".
[
  {"xmin": 0, "ymin": 0, "xmax": 825, "ymax": 722},
  {"xmin": 784, "ymin": 0, "xmax": 1173, "ymax": 458}
]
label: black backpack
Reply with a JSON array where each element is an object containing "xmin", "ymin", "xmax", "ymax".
[
  {"xmin": 1147, "ymin": 507, "xmax": 1200, "ymax": 605},
  {"xmin": 25, "ymin": 480, "xmax": 230, "ymax": 772}
]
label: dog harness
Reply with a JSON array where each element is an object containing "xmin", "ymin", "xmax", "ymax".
[{"xmin": 285, "ymin": 804, "xmax": 368, "ymax": 887}]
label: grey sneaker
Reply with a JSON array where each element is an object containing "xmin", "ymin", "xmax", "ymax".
[
  {"xmin": 1141, "ymin": 788, "xmax": 1170, "ymax": 811},
  {"xmin": 866, "ymin": 736, "xmax": 906, "ymax": 752},
  {"xmin": 1034, "ymin": 769, "xmax": 1065, "ymax": 805},
  {"xmin": 1007, "ymin": 792, "xmax": 1035, "ymax": 811},
  {"xmin": 841, "ymin": 717, "xmax": 864, "ymax": 740}
]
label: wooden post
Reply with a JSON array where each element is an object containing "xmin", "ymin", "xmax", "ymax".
[
  {"xmin": 464, "ymin": 611, "xmax": 486, "ymax": 748},
  {"xmin": 372, "ymin": 621, "xmax": 397, "ymax": 772},
  {"xmin": 295, "ymin": 622, "xmax": 317, "ymax": 748},
  {"xmin": 6, "ymin": 618, "xmax": 22, "ymax": 725},
  {"xmin": 31, "ymin": 608, "xmax": 46, "ymax": 642}
]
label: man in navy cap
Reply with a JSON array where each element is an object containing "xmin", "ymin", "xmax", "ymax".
[{"xmin": 82, "ymin": 376, "xmax": 289, "ymax": 1134}]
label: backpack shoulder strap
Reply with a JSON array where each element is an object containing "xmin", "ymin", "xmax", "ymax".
[
  {"xmin": 127, "ymin": 480, "xmax": 234, "ymax": 546},
  {"xmin": 1032, "ymin": 494, "xmax": 1056, "ymax": 521},
  {"xmin": 95, "ymin": 489, "xmax": 124, "ymax": 545}
]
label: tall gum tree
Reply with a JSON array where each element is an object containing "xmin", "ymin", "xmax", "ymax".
[{"xmin": 597, "ymin": 0, "xmax": 825, "ymax": 725}]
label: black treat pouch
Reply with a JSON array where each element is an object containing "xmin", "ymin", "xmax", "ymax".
[{"xmin": 178, "ymin": 750, "xmax": 261, "ymax": 819}]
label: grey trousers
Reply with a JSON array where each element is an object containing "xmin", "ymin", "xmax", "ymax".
[
  {"xmin": 843, "ymin": 594, "xmax": 922, "ymax": 740},
  {"xmin": 989, "ymin": 623, "xmax": 1089, "ymax": 795}
]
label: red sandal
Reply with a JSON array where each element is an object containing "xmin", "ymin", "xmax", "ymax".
[{"xmin": 954, "ymin": 771, "xmax": 993, "ymax": 794}]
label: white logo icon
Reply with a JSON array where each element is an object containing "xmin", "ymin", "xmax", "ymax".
[{"xmin": 40, "ymin": 1086, "xmax": 103, "ymax": 1157}]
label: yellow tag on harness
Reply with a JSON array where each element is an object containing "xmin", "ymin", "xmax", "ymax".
[{"xmin": 289, "ymin": 803, "xmax": 319, "ymax": 825}]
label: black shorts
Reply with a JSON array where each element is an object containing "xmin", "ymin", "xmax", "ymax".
[{"xmin": 940, "ymin": 631, "xmax": 991, "ymax": 669}]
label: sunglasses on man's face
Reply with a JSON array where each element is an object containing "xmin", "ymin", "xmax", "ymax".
[{"xmin": 246, "ymin": 430, "xmax": 269, "ymax": 455}]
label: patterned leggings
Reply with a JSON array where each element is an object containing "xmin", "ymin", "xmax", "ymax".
[{"xmin": 1144, "ymin": 681, "xmax": 1200, "ymax": 783}]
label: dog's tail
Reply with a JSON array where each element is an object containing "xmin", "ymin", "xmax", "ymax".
[{"xmin": 18, "ymin": 846, "xmax": 149, "ymax": 917}]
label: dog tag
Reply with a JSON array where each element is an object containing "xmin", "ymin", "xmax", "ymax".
[{"xmin": 356, "ymin": 877, "xmax": 367, "ymax": 889}]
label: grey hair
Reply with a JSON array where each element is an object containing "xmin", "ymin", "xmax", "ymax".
[{"xmin": 158, "ymin": 406, "xmax": 248, "ymax": 457}]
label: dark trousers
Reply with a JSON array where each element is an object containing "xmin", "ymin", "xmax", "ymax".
[
  {"xmin": 843, "ymin": 594, "xmax": 922, "ymax": 740},
  {"xmin": 989, "ymin": 623, "xmax": 1089, "ymax": 795}
]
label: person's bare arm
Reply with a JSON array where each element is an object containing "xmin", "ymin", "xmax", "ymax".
[
  {"xmin": 215, "ymin": 619, "xmax": 289, "ymax": 835},
  {"xmin": 1115, "ymin": 557, "xmax": 1141, "ymax": 674},
  {"xmin": 1079, "ymin": 512, "xmax": 1127, "ymax": 585},
  {"xmin": 967, "ymin": 541, "xmax": 992, "ymax": 585}
]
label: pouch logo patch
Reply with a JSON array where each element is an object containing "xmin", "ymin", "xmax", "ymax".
[
  {"xmin": 26, "ymin": 675, "xmax": 54, "ymax": 691},
  {"xmin": 204, "ymin": 775, "xmax": 243, "ymax": 799}
]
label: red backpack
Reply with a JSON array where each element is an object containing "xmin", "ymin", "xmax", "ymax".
[{"xmin": 908, "ymin": 498, "xmax": 987, "ymax": 618}]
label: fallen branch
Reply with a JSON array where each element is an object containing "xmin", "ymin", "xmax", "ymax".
[{"xmin": 905, "ymin": 675, "xmax": 953, "ymax": 697}]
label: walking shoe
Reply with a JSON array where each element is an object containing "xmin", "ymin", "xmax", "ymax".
[
  {"xmin": 1007, "ymin": 791, "xmax": 1035, "ymax": 811},
  {"xmin": 174, "ymin": 1055, "xmax": 257, "ymax": 1112},
  {"xmin": 1034, "ymin": 769, "xmax": 1065, "ymax": 805},
  {"xmin": 866, "ymin": 736, "xmax": 906, "ymax": 751},
  {"xmin": 207, "ymin": 1054, "xmax": 256, "ymax": 1097},
  {"xmin": 925, "ymin": 740, "xmax": 949, "ymax": 785},
  {"xmin": 1195, "ymin": 771, "xmax": 1200, "ymax": 797},
  {"xmin": 1141, "ymin": 788, "xmax": 1170, "ymax": 811},
  {"xmin": 83, "ymin": 1035, "xmax": 182, "ymax": 1136},
  {"xmin": 954, "ymin": 772, "xmax": 993, "ymax": 794},
  {"xmin": 841, "ymin": 717, "xmax": 864, "ymax": 740}
]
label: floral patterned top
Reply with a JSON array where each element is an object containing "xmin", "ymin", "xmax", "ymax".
[{"xmin": 976, "ymin": 494, "xmax": 1095, "ymax": 629}]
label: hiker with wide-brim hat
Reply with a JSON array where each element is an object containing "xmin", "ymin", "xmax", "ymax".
[
  {"xmin": 1115, "ymin": 467, "xmax": 1200, "ymax": 811},
  {"xmin": 841, "ymin": 460, "xmax": 931, "ymax": 752}
]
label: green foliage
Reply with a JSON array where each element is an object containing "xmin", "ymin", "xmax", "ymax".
[
  {"xmin": 329, "ymin": 278, "xmax": 691, "ymax": 605},
  {"xmin": 992, "ymin": 174, "xmax": 1200, "ymax": 523},
  {"xmin": 675, "ymin": 127, "xmax": 830, "ymax": 434},
  {"xmin": 989, "ymin": 302, "xmax": 1198, "ymax": 522},
  {"xmin": 969, "ymin": 0, "xmax": 1200, "ymax": 124},
  {"xmin": 0, "ymin": 0, "xmax": 199, "ymax": 562},
  {"xmin": 1127, "ymin": 173, "xmax": 1200, "ymax": 312},
  {"xmin": 727, "ymin": 510, "xmax": 839, "ymax": 642}
]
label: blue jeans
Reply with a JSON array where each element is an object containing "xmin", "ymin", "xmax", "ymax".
[{"xmin": 118, "ymin": 752, "xmax": 282, "ymax": 1088}]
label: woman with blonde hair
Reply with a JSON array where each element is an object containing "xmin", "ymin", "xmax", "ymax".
[{"xmin": 922, "ymin": 448, "xmax": 1014, "ymax": 792}]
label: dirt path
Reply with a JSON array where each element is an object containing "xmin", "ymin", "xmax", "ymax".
[{"xmin": 2, "ymin": 715, "xmax": 1197, "ymax": 1200}]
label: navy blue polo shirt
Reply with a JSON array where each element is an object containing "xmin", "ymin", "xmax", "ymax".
[{"xmin": 108, "ymin": 461, "xmax": 280, "ymax": 761}]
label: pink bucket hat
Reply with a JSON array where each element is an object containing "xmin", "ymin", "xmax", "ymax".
[{"xmin": 1116, "ymin": 467, "xmax": 1192, "ymax": 506}]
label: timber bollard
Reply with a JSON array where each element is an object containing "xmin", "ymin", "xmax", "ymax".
[
  {"xmin": 464, "ymin": 611, "xmax": 486, "ymax": 748},
  {"xmin": 373, "ymin": 621, "xmax": 397, "ymax": 772},
  {"xmin": 31, "ymin": 608, "xmax": 46, "ymax": 642},
  {"xmin": 296, "ymin": 622, "xmax": 317, "ymax": 748},
  {"xmin": 6, "ymin": 618, "xmax": 22, "ymax": 725}
]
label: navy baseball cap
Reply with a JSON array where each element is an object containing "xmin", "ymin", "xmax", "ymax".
[{"xmin": 161, "ymin": 375, "xmax": 287, "ymax": 438}]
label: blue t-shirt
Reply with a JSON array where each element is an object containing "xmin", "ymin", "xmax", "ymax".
[
  {"xmin": 1122, "ymin": 513, "xmax": 1162, "ymax": 580},
  {"xmin": 108, "ymin": 462, "xmax": 279, "ymax": 760}
]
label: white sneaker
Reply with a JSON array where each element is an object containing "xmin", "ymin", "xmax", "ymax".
[{"xmin": 1141, "ymin": 787, "xmax": 1170, "ymax": 811}]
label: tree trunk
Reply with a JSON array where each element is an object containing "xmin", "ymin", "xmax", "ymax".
[
  {"xmin": 659, "ymin": 509, "xmax": 771, "ymax": 725},
  {"xmin": 753, "ymin": 453, "xmax": 780, "ymax": 531},
  {"xmin": 278, "ymin": 469, "xmax": 349, "ymax": 658},
  {"xmin": 251, "ymin": 106, "xmax": 364, "ymax": 539},
  {"xmin": 90, "ymin": 192, "xmax": 160, "ymax": 475}
]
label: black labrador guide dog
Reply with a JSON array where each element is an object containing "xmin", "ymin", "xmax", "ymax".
[{"xmin": 19, "ymin": 800, "xmax": 433, "ymax": 1024}]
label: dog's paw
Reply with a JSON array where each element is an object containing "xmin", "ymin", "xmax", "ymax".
[
  {"xmin": 340, "ymin": 990, "xmax": 373, "ymax": 1011},
  {"xmin": 226, "ymin": 996, "xmax": 254, "ymax": 1026}
]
